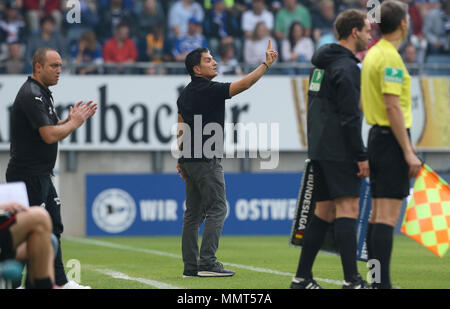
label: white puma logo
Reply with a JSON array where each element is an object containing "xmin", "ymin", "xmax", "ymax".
[{"xmin": 35, "ymin": 96, "xmax": 44, "ymax": 103}]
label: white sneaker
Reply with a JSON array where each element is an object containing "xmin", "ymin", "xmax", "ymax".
[{"xmin": 62, "ymin": 280, "xmax": 91, "ymax": 289}]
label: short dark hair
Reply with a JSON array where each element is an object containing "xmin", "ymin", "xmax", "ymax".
[
  {"xmin": 379, "ymin": 0, "xmax": 408, "ymax": 35},
  {"xmin": 32, "ymin": 47, "xmax": 56, "ymax": 73},
  {"xmin": 334, "ymin": 9, "xmax": 366, "ymax": 40},
  {"xmin": 185, "ymin": 47, "xmax": 209, "ymax": 76},
  {"xmin": 115, "ymin": 21, "xmax": 130, "ymax": 32},
  {"xmin": 40, "ymin": 14, "xmax": 55, "ymax": 26}
]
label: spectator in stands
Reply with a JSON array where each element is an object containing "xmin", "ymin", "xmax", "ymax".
[
  {"xmin": 0, "ymin": 41, "xmax": 30, "ymax": 74},
  {"xmin": 402, "ymin": 0, "xmax": 424, "ymax": 40},
  {"xmin": 203, "ymin": 0, "xmax": 236, "ymax": 10},
  {"xmin": 172, "ymin": 17, "xmax": 208, "ymax": 62},
  {"xmin": 24, "ymin": 0, "xmax": 63, "ymax": 34},
  {"xmin": 96, "ymin": 0, "xmax": 136, "ymax": 43},
  {"xmin": 401, "ymin": 0, "xmax": 427, "ymax": 63},
  {"xmin": 217, "ymin": 41, "xmax": 243, "ymax": 75},
  {"xmin": 144, "ymin": 23, "xmax": 167, "ymax": 74},
  {"xmin": 203, "ymin": 0, "xmax": 241, "ymax": 58},
  {"xmin": 241, "ymin": 0, "xmax": 274, "ymax": 39},
  {"xmin": 26, "ymin": 15, "xmax": 68, "ymax": 63},
  {"xmin": 402, "ymin": 41, "xmax": 419, "ymax": 75},
  {"xmin": 62, "ymin": 0, "xmax": 99, "ymax": 45},
  {"xmin": 270, "ymin": 0, "xmax": 283, "ymax": 12},
  {"xmin": 0, "ymin": 1, "xmax": 26, "ymax": 44},
  {"xmin": 423, "ymin": 0, "xmax": 450, "ymax": 55},
  {"xmin": 136, "ymin": 0, "xmax": 165, "ymax": 40},
  {"xmin": 311, "ymin": 0, "xmax": 336, "ymax": 45},
  {"xmin": 274, "ymin": 0, "xmax": 312, "ymax": 40},
  {"xmin": 168, "ymin": 0, "xmax": 205, "ymax": 39},
  {"xmin": 102, "ymin": 22, "xmax": 138, "ymax": 74},
  {"xmin": 281, "ymin": 21, "xmax": 314, "ymax": 74},
  {"xmin": 98, "ymin": 0, "xmax": 135, "ymax": 11},
  {"xmin": 72, "ymin": 31, "xmax": 103, "ymax": 75},
  {"xmin": 244, "ymin": 21, "xmax": 277, "ymax": 68}
]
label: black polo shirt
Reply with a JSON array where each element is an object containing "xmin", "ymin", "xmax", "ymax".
[
  {"xmin": 177, "ymin": 76, "xmax": 231, "ymax": 162},
  {"xmin": 6, "ymin": 76, "xmax": 60, "ymax": 177}
]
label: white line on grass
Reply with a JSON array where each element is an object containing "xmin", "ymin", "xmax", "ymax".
[
  {"xmin": 94, "ymin": 268, "xmax": 181, "ymax": 289},
  {"xmin": 65, "ymin": 237, "xmax": 343, "ymax": 286}
]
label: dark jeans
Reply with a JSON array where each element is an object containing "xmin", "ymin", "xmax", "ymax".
[{"xmin": 179, "ymin": 159, "xmax": 228, "ymax": 271}]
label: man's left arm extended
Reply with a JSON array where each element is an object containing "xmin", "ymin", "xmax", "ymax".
[{"xmin": 229, "ymin": 40, "xmax": 278, "ymax": 98}]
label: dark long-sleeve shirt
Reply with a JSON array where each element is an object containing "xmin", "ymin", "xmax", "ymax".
[{"xmin": 307, "ymin": 43, "xmax": 367, "ymax": 162}]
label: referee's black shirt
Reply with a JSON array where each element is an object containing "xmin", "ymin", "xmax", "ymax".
[
  {"xmin": 177, "ymin": 76, "xmax": 231, "ymax": 162},
  {"xmin": 7, "ymin": 76, "xmax": 60, "ymax": 177}
]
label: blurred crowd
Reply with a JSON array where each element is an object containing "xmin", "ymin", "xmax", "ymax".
[{"xmin": 0, "ymin": 0, "xmax": 448, "ymax": 75}]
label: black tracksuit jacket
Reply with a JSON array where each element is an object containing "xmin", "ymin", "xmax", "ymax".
[{"xmin": 307, "ymin": 43, "xmax": 367, "ymax": 162}]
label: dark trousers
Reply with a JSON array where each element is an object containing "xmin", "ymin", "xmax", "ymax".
[
  {"xmin": 179, "ymin": 159, "xmax": 228, "ymax": 271},
  {"xmin": 6, "ymin": 174, "xmax": 68, "ymax": 286}
]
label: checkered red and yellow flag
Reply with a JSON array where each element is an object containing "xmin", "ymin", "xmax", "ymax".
[{"xmin": 401, "ymin": 164, "xmax": 450, "ymax": 257}]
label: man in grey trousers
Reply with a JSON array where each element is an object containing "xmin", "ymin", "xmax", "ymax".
[{"xmin": 176, "ymin": 42, "xmax": 278, "ymax": 277}]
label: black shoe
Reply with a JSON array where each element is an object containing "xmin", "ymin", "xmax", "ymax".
[
  {"xmin": 198, "ymin": 262, "xmax": 235, "ymax": 277},
  {"xmin": 182, "ymin": 270, "xmax": 198, "ymax": 278},
  {"xmin": 290, "ymin": 277, "xmax": 323, "ymax": 289},
  {"xmin": 342, "ymin": 274, "xmax": 371, "ymax": 289}
]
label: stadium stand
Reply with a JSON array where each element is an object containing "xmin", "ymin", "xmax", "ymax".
[{"xmin": 0, "ymin": 0, "xmax": 448, "ymax": 75}]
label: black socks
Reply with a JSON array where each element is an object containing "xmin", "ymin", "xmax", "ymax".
[
  {"xmin": 32, "ymin": 277, "xmax": 53, "ymax": 289},
  {"xmin": 371, "ymin": 223, "xmax": 394, "ymax": 289},
  {"xmin": 334, "ymin": 218, "xmax": 358, "ymax": 282},
  {"xmin": 366, "ymin": 223, "xmax": 375, "ymax": 261},
  {"xmin": 296, "ymin": 215, "xmax": 331, "ymax": 279}
]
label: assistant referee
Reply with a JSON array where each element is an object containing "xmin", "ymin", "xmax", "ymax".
[
  {"xmin": 6, "ymin": 47, "xmax": 97, "ymax": 289},
  {"xmin": 361, "ymin": 0, "xmax": 422, "ymax": 289}
]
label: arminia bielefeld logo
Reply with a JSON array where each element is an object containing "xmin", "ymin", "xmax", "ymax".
[{"xmin": 92, "ymin": 189, "xmax": 137, "ymax": 233}]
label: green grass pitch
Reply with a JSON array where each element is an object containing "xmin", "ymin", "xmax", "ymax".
[{"xmin": 60, "ymin": 235, "xmax": 450, "ymax": 289}]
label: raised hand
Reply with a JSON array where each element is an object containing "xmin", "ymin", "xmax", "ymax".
[{"xmin": 265, "ymin": 39, "xmax": 278, "ymax": 67}]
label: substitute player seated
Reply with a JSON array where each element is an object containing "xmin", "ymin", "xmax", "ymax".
[{"xmin": 0, "ymin": 202, "xmax": 55, "ymax": 289}]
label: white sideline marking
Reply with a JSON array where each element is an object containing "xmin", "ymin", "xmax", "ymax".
[
  {"xmin": 65, "ymin": 237, "xmax": 343, "ymax": 286},
  {"xmin": 94, "ymin": 268, "xmax": 181, "ymax": 289}
]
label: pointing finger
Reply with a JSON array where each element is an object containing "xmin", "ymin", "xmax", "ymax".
[{"xmin": 268, "ymin": 39, "xmax": 271, "ymax": 50}]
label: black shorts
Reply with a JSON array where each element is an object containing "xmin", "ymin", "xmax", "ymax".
[
  {"xmin": 6, "ymin": 174, "xmax": 63, "ymax": 236},
  {"xmin": 368, "ymin": 126, "xmax": 410, "ymax": 199},
  {"xmin": 0, "ymin": 212, "xmax": 17, "ymax": 262},
  {"xmin": 312, "ymin": 160, "xmax": 361, "ymax": 202}
]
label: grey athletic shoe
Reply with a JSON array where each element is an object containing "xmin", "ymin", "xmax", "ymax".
[
  {"xmin": 182, "ymin": 270, "xmax": 198, "ymax": 278},
  {"xmin": 198, "ymin": 262, "xmax": 235, "ymax": 277}
]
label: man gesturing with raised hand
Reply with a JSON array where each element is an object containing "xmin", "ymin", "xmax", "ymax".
[{"xmin": 176, "ymin": 41, "xmax": 277, "ymax": 278}]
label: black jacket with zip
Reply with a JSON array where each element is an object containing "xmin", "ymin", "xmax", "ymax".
[{"xmin": 307, "ymin": 43, "xmax": 367, "ymax": 162}]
